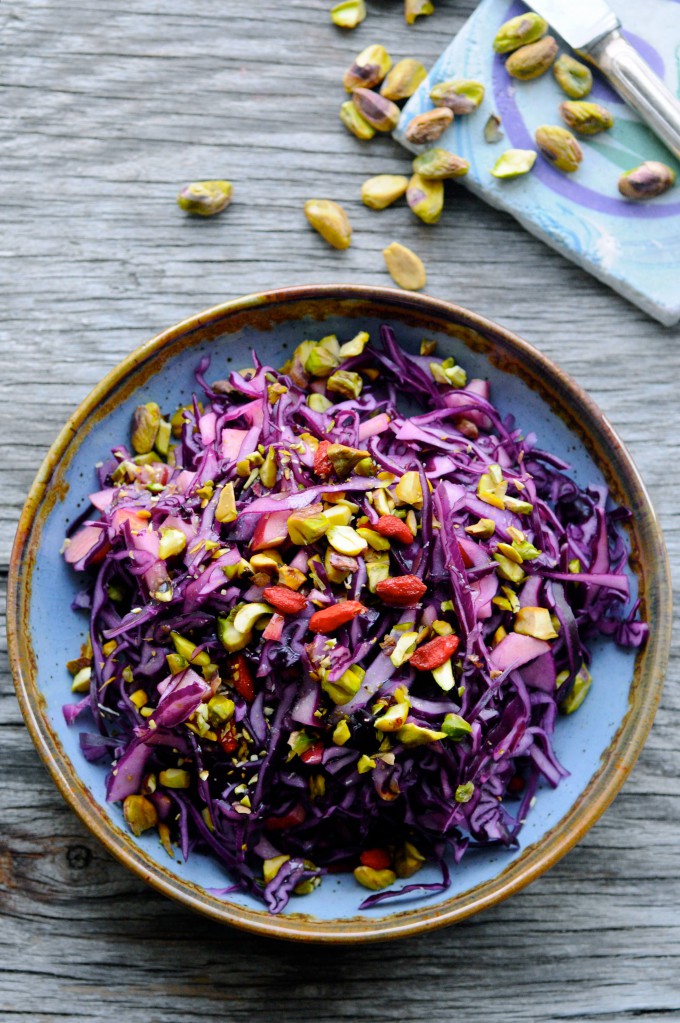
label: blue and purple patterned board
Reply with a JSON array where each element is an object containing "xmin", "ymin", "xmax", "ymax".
[{"xmin": 395, "ymin": 0, "xmax": 680, "ymax": 325}]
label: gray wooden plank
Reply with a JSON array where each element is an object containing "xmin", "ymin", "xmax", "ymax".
[{"xmin": 1, "ymin": 0, "xmax": 679, "ymax": 1020}]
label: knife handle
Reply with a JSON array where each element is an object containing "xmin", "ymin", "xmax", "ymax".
[{"xmin": 581, "ymin": 29, "xmax": 680, "ymax": 160}]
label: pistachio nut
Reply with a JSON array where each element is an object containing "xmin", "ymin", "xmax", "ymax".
[
  {"xmin": 618, "ymin": 160, "xmax": 676, "ymax": 200},
  {"xmin": 339, "ymin": 100, "xmax": 376, "ymax": 140},
  {"xmin": 215, "ymin": 481, "xmax": 238, "ymax": 523},
  {"xmin": 493, "ymin": 12, "xmax": 548, "ymax": 53},
  {"xmin": 327, "ymin": 443, "xmax": 371, "ymax": 477},
  {"xmin": 383, "ymin": 241, "xmax": 427, "ymax": 291},
  {"xmin": 412, "ymin": 148, "xmax": 469, "ymax": 179},
  {"xmin": 288, "ymin": 504, "xmax": 330, "ymax": 545},
  {"xmin": 560, "ymin": 100, "xmax": 613, "ymax": 135},
  {"xmin": 397, "ymin": 722, "xmax": 446, "ymax": 746},
  {"xmin": 177, "ymin": 180, "xmax": 233, "ymax": 216},
  {"xmin": 561, "ymin": 664, "xmax": 593, "ymax": 714},
  {"xmin": 330, "ymin": 0, "xmax": 366, "ymax": 28},
  {"xmin": 553, "ymin": 53, "xmax": 592, "ymax": 99},
  {"xmin": 361, "ymin": 174, "xmax": 409, "ymax": 210},
  {"xmin": 394, "ymin": 841, "xmax": 426, "ymax": 878},
  {"xmin": 430, "ymin": 356, "xmax": 466, "ymax": 388},
  {"xmin": 338, "ymin": 330, "xmax": 369, "ymax": 357},
  {"xmin": 123, "ymin": 794, "xmax": 158, "ymax": 836},
  {"xmin": 535, "ymin": 124, "xmax": 583, "ymax": 173},
  {"xmin": 159, "ymin": 768, "xmax": 191, "ymax": 789},
  {"xmin": 354, "ymin": 865, "xmax": 396, "ymax": 890},
  {"xmin": 71, "ymin": 666, "xmax": 92, "ymax": 694},
  {"xmin": 333, "ymin": 719, "xmax": 351, "ymax": 745},
  {"xmin": 259, "ymin": 446, "xmax": 278, "ymax": 488},
  {"xmin": 514, "ymin": 606, "xmax": 558, "ymax": 641},
  {"xmin": 380, "ymin": 58, "xmax": 427, "ymax": 101},
  {"xmin": 352, "ymin": 88, "xmax": 401, "ymax": 132},
  {"xmin": 406, "ymin": 173, "xmax": 444, "ymax": 224},
  {"xmin": 395, "ymin": 469, "xmax": 423, "ymax": 506},
  {"xmin": 430, "ymin": 79, "xmax": 485, "ymax": 114},
  {"xmin": 327, "ymin": 369, "xmax": 364, "ymax": 400},
  {"xmin": 207, "ymin": 693, "xmax": 235, "ymax": 727},
  {"xmin": 455, "ymin": 781, "xmax": 475, "ymax": 803},
  {"xmin": 404, "ymin": 0, "xmax": 434, "ymax": 25},
  {"xmin": 343, "ymin": 44, "xmax": 392, "ymax": 92},
  {"xmin": 505, "ymin": 36, "xmax": 558, "ymax": 80},
  {"xmin": 304, "ymin": 199, "xmax": 352, "ymax": 250},
  {"xmin": 305, "ymin": 343, "xmax": 339, "ymax": 377},
  {"xmin": 158, "ymin": 527, "xmax": 187, "ymax": 560},
  {"xmin": 327, "ymin": 525, "xmax": 368, "ymax": 557},
  {"xmin": 131, "ymin": 402, "xmax": 161, "ymax": 454},
  {"xmin": 365, "ymin": 551, "xmax": 390, "ymax": 591},
  {"xmin": 441, "ymin": 712, "xmax": 472, "ymax": 741},
  {"xmin": 404, "ymin": 107, "xmax": 453, "ymax": 145},
  {"xmin": 307, "ymin": 393, "xmax": 333, "ymax": 413},
  {"xmin": 484, "ymin": 113, "xmax": 504, "ymax": 143},
  {"xmin": 491, "ymin": 148, "xmax": 537, "ymax": 179},
  {"xmin": 322, "ymin": 664, "xmax": 364, "ymax": 705}
]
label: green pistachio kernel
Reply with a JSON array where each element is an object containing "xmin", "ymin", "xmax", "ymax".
[
  {"xmin": 207, "ymin": 694, "xmax": 235, "ymax": 728},
  {"xmin": 177, "ymin": 180, "xmax": 233, "ymax": 216},
  {"xmin": 430, "ymin": 79, "xmax": 485, "ymax": 114},
  {"xmin": 159, "ymin": 768, "xmax": 191, "ymax": 789},
  {"xmin": 505, "ymin": 36, "xmax": 558, "ymax": 81},
  {"xmin": 327, "ymin": 369, "xmax": 363, "ymax": 400},
  {"xmin": 412, "ymin": 148, "xmax": 469, "ymax": 180},
  {"xmin": 361, "ymin": 174, "xmax": 409, "ymax": 211},
  {"xmin": 330, "ymin": 0, "xmax": 366, "ymax": 29},
  {"xmin": 553, "ymin": 54, "xmax": 593, "ymax": 99},
  {"xmin": 407, "ymin": 173, "xmax": 444, "ymax": 225},
  {"xmin": 123, "ymin": 794, "xmax": 158, "ymax": 836},
  {"xmin": 441, "ymin": 713, "xmax": 472, "ymax": 741},
  {"xmin": 339, "ymin": 100, "xmax": 376, "ymax": 140},
  {"xmin": 322, "ymin": 664, "xmax": 364, "ymax": 705},
  {"xmin": 491, "ymin": 149, "xmax": 537, "ymax": 179},
  {"xmin": 535, "ymin": 125, "xmax": 583, "ymax": 173},
  {"xmin": 343, "ymin": 44, "xmax": 392, "ymax": 92},
  {"xmin": 380, "ymin": 58, "xmax": 427, "ymax": 101},
  {"xmin": 493, "ymin": 12, "xmax": 548, "ymax": 53},
  {"xmin": 131, "ymin": 402, "xmax": 161, "ymax": 455},
  {"xmin": 455, "ymin": 782, "xmax": 475, "ymax": 803},
  {"xmin": 560, "ymin": 100, "xmax": 614, "ymax": 135},
  {"xmin": 561, "ymin": 664, "xmax": 593, "ymax": 714},
  {"xmin": 397, "ymin": 722, "xmax": 447, "ymax": 746},
  {"xmin": 404, "ymin": 0, "xmax": 434, "ymax": 26}
]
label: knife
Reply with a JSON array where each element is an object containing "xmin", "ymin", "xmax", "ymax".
[{"xmin": 524, "ymin": 0, "xmax": 680, "ymax": 159}]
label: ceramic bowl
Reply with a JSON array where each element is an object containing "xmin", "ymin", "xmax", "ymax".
[{"xmin": 8, "ymin": 285, "xmax": 671, "ymax": 942}]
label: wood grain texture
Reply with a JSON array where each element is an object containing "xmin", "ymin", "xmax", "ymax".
[{"xmin": 1, "ymin": 0, "xmax": 679, "ymax": 1019}]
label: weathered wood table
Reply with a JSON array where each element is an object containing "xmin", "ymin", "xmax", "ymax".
[{"xmin": 1, "ymin": 1, "xmax": 678, "ymax": 1019}]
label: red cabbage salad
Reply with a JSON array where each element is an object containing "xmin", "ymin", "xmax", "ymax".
[{"xmin": 62, "ymin": 326, "xmax": 646, "ymax": 913}]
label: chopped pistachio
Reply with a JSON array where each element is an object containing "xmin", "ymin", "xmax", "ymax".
[
  {"xmin": 431, "ymin": 619, "xmax": 453, "ymax": 636},
  {"xmin": 305, "ymin": 343, "xmax": 340, "ymax": 377},
  {"xmin": 430, "ymin": 79, "xmax": 485, "ymax": 114},
  {"xmin": 339, "ymin": 331, "xmax": 369, "ymax": 358},
  {"xmin": 217, "ymin": 607, "xmax": 251, "ymax": 653},
  {"xmin": 177, "ymin": 180, "xmax": 233, "ymax": 216},
  {"xmin": 343, "ymin": 44, "xmax": 392, "ymax": 92},
  {"xmin": 491, "ymin": 149, "xmax": 537, "ymax": 179},
  {"xmin": 493, "ymin": 12, "xmax": 548, "ymax": 53},
  {"xmin": 130, "ymin": 689, "xmax": 148, "ymax": 709},
  {"xmin": 484, "ymin": 113, "xmax": 504, "ymax": 143},
  {"xmin": 561, "ymin": 664, "xmax": 592, "ymax": 714},
  {"xmin": 233, "ymin": 602, "xmax": 273, "ymax": 634},
  {"xmin": 441, "ymin": 713, "xmax": 472, "ymax": 741},
  {"xmin": 568, "ymin": 558, "xmax": 581, "ymax": 574},
  {"xmin": 327, "ymin": 369, "xmax": 363, "ymax": 399},
  {"xmin": 327, "ymin": 443, "xmax": 371, "ymax": 478},
  {"xmin": 394, "ymin": 841, "xmax": 426, "ymax": 878},
  {"xmin": 420, "ymin": 339, "xmax": 437, "ymax": 356},
  {"xmin": 496, "ymin": 541, "xmax": 523, "ymax": 564},
  {"xmin": 395, "ymin": 470, "xmax": 423, "ymax": 507},
  {"xmin": 382, "ymin": 241, "xmax": 427, "ymax": 292},
  {"xmin": 131, "ymin": 402, "xmax": 161, "ymax": 455},
  {"xmin": 259, "ymin": 446, "xmax": 278, "ymax": 489},
  {"xmin": 407, "ymin": 173, "xmax": 444, "ymax": 224},
  {"xmin": 159, "ymin": 768, "xmax": 191, "ymax": 789},
  {"xmin": 333, "ymin": 719, "xmax": 351, "ymax": 745},
  {"xmin": 404, "ymin": 0, "xmax": 434, "ymax": 27},
  {"xmin": 455, "ymin": 782, "xmax": 475, "ymax": 803},
  {"xmin": 389, "ymin": 630, "xmax": 419, "ymax": 668},
  {"xmin": 250, "ymin": 549, "xmax": 283, "ymax": 575},
  {"xmin": 493, "ymin": 552, "xmax": 525, "ymax": 584},
  {"xmin": 361, "ymin": 174, "xmax": 409, "ymax": 211},
  {"xmin": 412, "ymin": 148, "xmax": 469, "ymax": 180},
  {"xmin": 504, "ymin": 495, "xmax": 534, "ymax": 515},
  {"xmin": 207, "ymin": 694, "xmax": 235, "ymax": 727},
  {"xmin": 365, "ymin": 551, "xmax": 391, "ymax": 592},
  {"xmin": 307, "ymin": 392, "xmax": 334, "ymax": 413},
  {"xmin": 323, "ymin": 503, "xmax": 353, "ymax": 528},
  {"xmin": 278, "ymin": 564, "xmax": 307, "ymax": 590},
  {"xmin": 263, "ymin": 854, "xmax": 291, "ymax": 885},
  {"xmin": 465, "ymin": 517, "xmax": 496, "ymax": 538},
  {"xmin": 166, "ymin": 652, "xmax": 188, "ymax": 674},
  {"xmin": 287, "ymin": 507, "xmax": 331, "ymax": 546},
  {"xmin": 321, "ymin": 664, "xmax": 365, "ymax": 705},
  {"xmin": 380, "ymin": 58, "xmax": 427, "ymax": 101},
  {"xmin": 339, "ymin": 99, "xmax": 376, "ymax": 140},
  {"xmin": 514, "ymin": 606, "xmax": 558, "ymax": 641},
  {"xmin": 430, "ymin": 356, "xmax": 467, "ymax": 388},
  {"xmin": 330, "ymin": 0, "xmax": 366, "ymax": 28},
  {"xmin": 375, "ymin": 699, "xmax": 411, "ymax": 731},
  {"xmin": 71, "ymin": 666, "xmax": 92, "ymax": 693},
  {"xmin": 326, "ymin": 525, "xmax": 368, "ymax": 557},
  {"xmin": 236, "ymin": 451, "xmax": 263, "ymax": 477},
  {"xmin": 397, "ymin": 722, "xmax": 447, "ymax": 746},
  {"xmin": 155, "ymin": 418, "xmax": 171, "ymax": 457},
  {"xmin": 123, "ymin": 794, "xmax": 158, "ymax": 836},
  {"xmin": 357, "ymin": 527, "xmax": 391, "ymax": 551},
  {"xmin": 171, "ymin": 631, "xmax": 211, "ymax": 667},
  {"xmin": 357, "ymin": 755, "xmax": 377, "ymax": 775},
  {"xmin": 158, "ymin": 527, "xmax": 187, "ymax": 560}
]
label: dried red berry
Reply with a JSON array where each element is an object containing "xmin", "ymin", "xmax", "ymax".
[
  {"xmin": 375, "ymin": 575, "xmax": 427, "ymax": 607},
  {"xmin": 374, "ymin": 514, "xmax": 414, "ymax": 544},
  {"xmin": 409, "ymin": 633, "xmax": 460, "ymax": 671},
  {"xmin": 313, "ymin": 440, "xmax": 333, "ymax": 478},
  {"xmin": 262, "ymin": 585, "xmax": 308, "ymax": 615},
  {"xmin": 230, "ymin": 653, "xmax": 254, "ymax": 702},
  {"xmin": 359, "ymin": 848, "xmax": 392, "ymax": 870},
  {"xmin": 308, "ymin": 600, "xmax": 367, "ymax": 633}
]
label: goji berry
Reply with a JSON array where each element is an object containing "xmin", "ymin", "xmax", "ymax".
[
  {"xmin": 359, "ymin": 848, "xmax": 392, "ymax": 870},
  {"xmin": 313, "ymin": 440, "xmax": 333, "ymax": 478},
  {"xmin": 374, "ymin": 514, "xmax": 414, "ymax": 544},
  {"xmin": 262, "ymin": 585, "xmax": 308, "ymax": 615},
  {"xmin": 218, "ymin": 719, "xmax": 239, "ymax": 755},
  {"xmin": 264, "ymin": 803, "xmax": 306, "ymax": 831},
  {"xmin": 375, "ymin": 575, "xmax": 427, "ymax": 607},
  {"xmin": 230, "ymin": 653, "xmax": 254, "ymax": 702},
  {"xmin": 308, "ymin": 600, "xmax": 367, "ymax": 634},
  {"xmin": 409, "ymin": 633, "xmax": 460, "ymax": 671},
  {"xmin": 299, "ymin": 740, "xmax": 325, "ymax": 765}
]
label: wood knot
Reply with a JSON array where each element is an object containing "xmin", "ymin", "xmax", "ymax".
[{"xmin": 66, "ymin": 844, "xmax": 92, "ymax": 870}]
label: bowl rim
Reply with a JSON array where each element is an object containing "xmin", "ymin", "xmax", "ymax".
[{"xmin": 7, "ymin": 284, "xmax": 671, "ymax": 943}]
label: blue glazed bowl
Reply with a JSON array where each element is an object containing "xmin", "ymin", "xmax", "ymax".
[{"xmin": 8, "ymin": 286, "xmax": 671, "ymax": 942}]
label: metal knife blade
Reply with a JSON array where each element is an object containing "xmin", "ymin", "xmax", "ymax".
[{"xmin": 524, "ymin": 0, "xmax": 620, "ymax": 51}]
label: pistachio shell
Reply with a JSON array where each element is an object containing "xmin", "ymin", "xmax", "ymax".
[
  {"xmin": 430, "ymin": 79, "xmax": 485, "ymax": 114},
  {"xmin": 330, "ymin": 0, "xmax": 366, "ymax": 29},
  {"xmin": 553, "ymin": 54, "xmax": 593, "ymax": 99},
  {"xmin": 490, "ymin": 148, "xmax": 537, "ymax": 179},
  {"xmin": 493, "ymin": 12, "xmax": 548, "ymax": 53},
  {"xmin": 339, "ymin": 100, "xmax": 376, "ymax": 140},
  {"xmin": 404, "ymin": 107, "xmax": 453, "ymax": 145},
  {"xmin": 560, "ymin": 100, "xmax": 614, "ymax": 135},
  {"xmin": 361, "ymin": 174, "xmax": 409, "ymax": 210},
  {"xmin": 484, "ymin": 113, "xmax": 504, "ymax": 143},
  {"xmin": 380, "ymin": 58, "xmax": 427, "ymax": 101},
  {"xmin": 535, "ymin": 124, "xmax": 582, "ymax": 173},
  {"xmin": 304, "ymin": 199, "xmax": 352, "ymax": 250},
  {"xmin": 505, "ymin": 36, "xmax": 558, "ymax": 80},
  {"xmin": 177, "ymin": 180, "xmax": 233, "ymax": 216},
  {"xmin": 343, "ymin": 44, "xmax": 392, "ymax": 92},
  {"xmin": 412, "ymin": 148, "xmax": 469, "ymax": 180},
  {"xmin": 383, "ymin": 241, "xmax": 427, "ymax": 291},
  {"xmin": 406, "ymin": 173, "xmax": 444, "ymax": 224},
  {"xmin": 352, "ymin": 88, "xmax": 400, "ymax": 132},
  {"xmin": 618, "ymin": 161, "xmax": 676, "ymax": 200}
]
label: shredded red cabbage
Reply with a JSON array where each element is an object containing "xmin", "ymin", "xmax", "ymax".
[{"xmin": 62, "ymin": 326, "xmax": 646, "ymax": 913}]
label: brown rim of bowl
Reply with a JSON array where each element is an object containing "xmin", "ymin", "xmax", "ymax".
[{"xmin": 7, "ymin": 285, "xmax": 671, "ymax": 943}]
